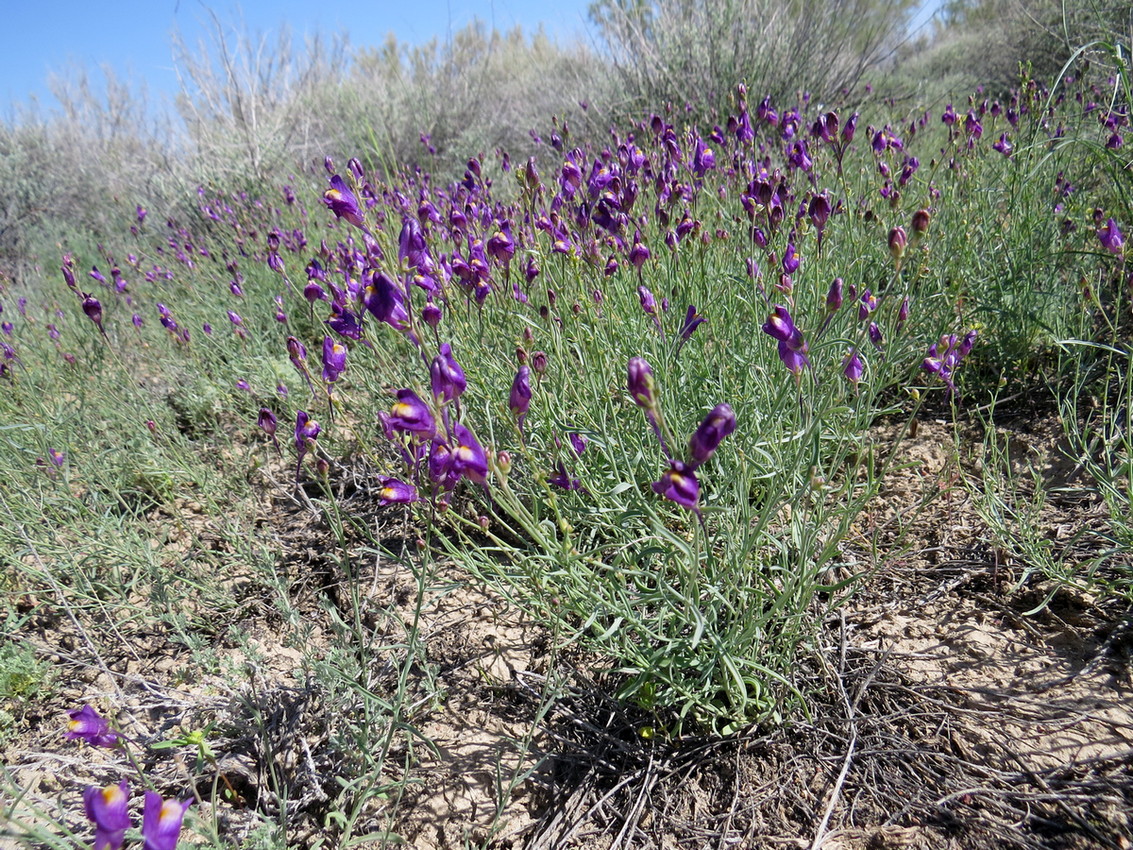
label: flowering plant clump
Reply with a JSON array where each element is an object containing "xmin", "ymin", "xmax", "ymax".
[{"xmin": 3, "ymin": 56, "xmax": 1125, "ymax": 796}]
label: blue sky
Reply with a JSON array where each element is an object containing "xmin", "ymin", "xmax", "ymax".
[
  {"xmin": 0, "ymin": 0, "xmax": 596, "ymax": 115},
  {"xmin": 2, "ymin": 0, "xmax": 945, "ymax": 117}
]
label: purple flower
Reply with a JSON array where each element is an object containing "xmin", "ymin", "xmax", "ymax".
[
  {"xmin": 1099, "ymin": 218, "xmax": 1124, "ymax": 254},
  {"xmin": 377, "ymin": 477, "xmax": 418, "ymax": 506},
  {"xmin": 509, "ymin": 366, "xmax": 532, "ymax": 422},
  {"xmin": 923, "ymin": 330, "xmax": 977, "ymax": 396},
  {"xmin": 868, "ymin": 321, "xmax": 884, "ymax": 350},
  {"xmin": 761, "ymin": 305, "xmax": 809, "ymax": 375},
  {"xmin": 84, "ymin": 781, "xmax": 131, "ymax": 850},
  {"xmin": 451, "ymin": 422, "xmax": 489, "ymax": 484},
  {"xmin": 362, "ymin": 271, "xmax": 408, "ymax": 331},
  {"xmin": 422, "ymin": 299, "xmax": 442, "ymax": 327},
  {"xmin": 387, "ymin": 389, "xmax": 436, "ymax": 438},
  {"xmin": 569, "ymin": 432, "xmax": 588, "ymax": 456},
  {"xmin": 66, "ymin": 705, "xmax": 119, "ymax": 748},
  {"xmin": 629, "ymin": 230, "xmax": 650, "ymax": 270},
  {"xmin": 398, "ymin": 217, "xmax": 430, "ymax": 272},
  {"xmin": 81, "ymin": 294, "xmax": 104, "ymax": 333},
  {"xmin": 430, "ymin": 344, "xmax": 466, "ymax": 402},
  {"xmin": 287, "ymin": 336, "xmax": 308, "ymax": 372},
  {"xmin": 677, "ymin": 305, "xmax": 705, "ymax": 348},
  {"xmin": 141, "ymin": 791, "xmax": 191, "ymax": 850},
  {"xmin": 321, "ymin": 336, "xmax": 348, "ymax": 383},
  {"xmin": 304, "ymin": 279, "xmax": 327, "ymax": 303},
  {"xmin": 325, "ymin": 307, "xmax": 363, "ymax": 340},
  {"xmin": 48, "ymin": 448, "xmax": 65, "ymax": 467},
  {"xmin": 858, "ymin": 290, "xmax": 877, "ymax": 321},
  {"xmin": 888, "ymin": 226, "xmax": 908, "ymax": 260},
  {"xmin": 652, "ymin": 460, "xmax": 700, "ymax": 511},
  {"xmin": 294, "ymin": 410, "xmax": 321, "ymax": 453},
  {"xmin": 637, "ymin": 285, "xmax": 657, "ymax": 316},
  {"xmin": 323, "ymin": 175, "xmax": 365, "ymax": 229},
  {"xmin": 808, "ymin": 193, "xmax": 832, "ymax": 231},
  {"xmin": 843, "ymin": 348, "xmax": 864, "ymax": 384},
  {"xmin": 782, "ymin": 244, "xmax": 801, "ymax": 275},
  {"xmin": 549, "ymin": 462, "xmax": 582, "ymax": 491},
  {"xmin": 487, "ymin": 226, "xmax": 516, "ymax": 264},
  {"xmin": 627, "ymin": 357, "xmax": 657, "ymax": 410},
  {"xmin": 688, "ymin": 403, "xmax": 736, "ymax": 467},
  {"xmin": 826, "ymin": 278, "xmax": 844, "ymax": 312},
  {"xmin": 257, "ymin": 409, "xmax": 279, "ymax": 451},
  {"xmin": 912, "ymin": 208, "xmax": 931, "ymax": 234}
]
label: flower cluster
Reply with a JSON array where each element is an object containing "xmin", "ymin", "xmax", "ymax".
[
  {"xmin": 922, "ymin": 330, "xmax": 977, "ymax": 396},
  {"xmin": 627, "ymin": 357, "xmax": 736, "ymax": 515},
  {"xmin": 64, "ymin": 706, "xmax": 190, "ymax": 850},
  {"xmin": 84, "ymin": 783, "xmax": 190, "ymax": 850}
]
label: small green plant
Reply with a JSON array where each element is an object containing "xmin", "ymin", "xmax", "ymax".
[{"xmin": 0, "ymin": 641, "xmax": 50, "ymax": 701}]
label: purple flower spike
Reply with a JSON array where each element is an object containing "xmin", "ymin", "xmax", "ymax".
[
  {"xmin": 652, "ymin": 460, "xmax": 700, "ymax": 511},
  {"xmin": 323, "ymin": 175, "xmax": 365, "ymax": 229},
  {"xmin": 509, "ymin": 366, "xmax": 532, "ymax": 422},
  {"xmin": 84, "ymin": 781, "xmax": 131, "ymax": 850},
  {"xmin": 1099, "ymin": 218, "xmax": 1124, "ymax": 255},
  {"xmin": 141, "ymin": 791, "xmax": 191, "ymax": 850},
  {"xmin": 377, "ymin": 477, "xmax": 419, "ymax": 506},
  {"xmin": 388, "ymin": 390, "xmax": 436, "ymax": 438},
  {"xmin": 451, "ymin": 422, "xmax": 489, "ymax": 484},
  {"xmin": 321, "ymin": 336, "xmax": 348, "ymax": 384},
  {"xmin": 627, "ymin": 357, "xmax": 657, "ymax": 410},
  {"xmin": 66, "ymin": 705, "xmax": 119, "ymax": 748},
  {"xmin": 430, "ymin": 343, "xmax": 467, "ymax": 402},
  {"xmin": 689, "ymin": 403, "xmax": 737, "ymax": 467}
]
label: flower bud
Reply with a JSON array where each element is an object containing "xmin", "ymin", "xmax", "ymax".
[
  {"xmin": 494, "ymin": 450, "xmax": 513, "ymax": 476},
  {"xmin": 888, "ymin": 226, "xmax": 908, "ymax": 260},
  {"xmin": 627, "ymin": 357, "xmax": 657, "ymax": 409}
]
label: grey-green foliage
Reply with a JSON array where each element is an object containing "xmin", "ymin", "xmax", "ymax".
[
  {"xmin": 901, "ymin": 0, "xmax": 1132, "ymax": 96},
  {"xmin": 0, "ymin": 67, "xmax": 181, "ymax": 285},
  {"xmin": 339, "ymin": 22, "xmax": 606, "ymax": 182},
  {"xmin": 587, "ymin": 0, "xmax": 917, "ymax": 117}
]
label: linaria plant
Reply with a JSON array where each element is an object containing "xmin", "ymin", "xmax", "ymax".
[
  {"xmin": 4, "ymin": 39, "xmax": 1133, "ymax": 848},
  {"xmin": 278, "ymin": 87, "xmax": 992, "ymax": 732}
]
